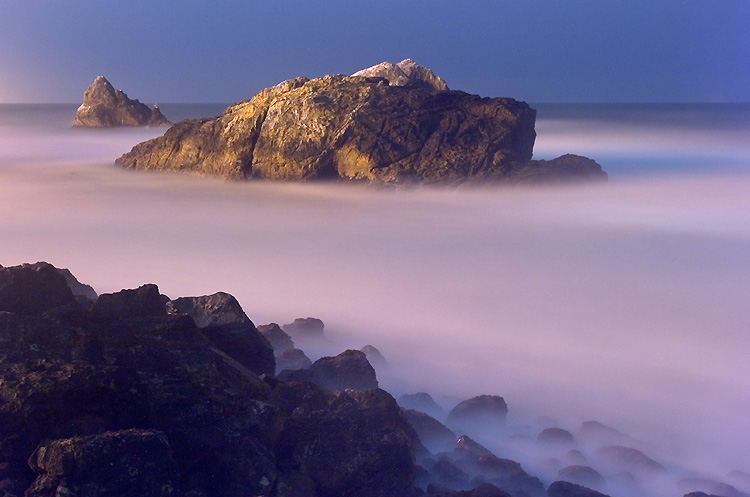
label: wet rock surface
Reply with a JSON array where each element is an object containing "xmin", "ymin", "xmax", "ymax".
[
  {"xmin": 116, "ymin": 62, "xmax": 605, "ymax": 184},
  {"xmin": 73, "ymin": 76, "xmax": 171, "ymax": 127}
]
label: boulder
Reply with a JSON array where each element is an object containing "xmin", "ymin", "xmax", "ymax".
[
  {"xmin": 577, "ymin": 421, "xmax": 631, "ymax": 447},
  {"xmin": 0, "ymin": 262, "xmax": 78, "ymax": 316},
  {"xmin": 547, "ymin": 481, "xmax": 611, "ymax": 497},
  {"xmin": 399, "ymin": 392, "xmax": 445, "ymax": 419},
  {"xmin": 449, "ymin": 436, "xmax": 545, "ymax": 497},
  {"xmin": 447, "ymin": 395, "xmax": 508, "ymax": 428},
  {"xmin": 307, "ymin": 349, "xmax": 378, "ymax": 391},
  {"xmin": 91, "ymin": 284, "xmax": 166, "ymax": 321},
  {"xmin": 429, "ymin": 482, "xmax": 514, "ymax": 497},
  {"xmin": 274, "ymin": 388, "xmax": 417, "ymax": 497},
  {"xmin": 556, "ymin": 466, "xmax": 605, "ymax": 489},
  {"xmin": 678, "ymin": 478, "xmax": 748, "ymax": 497},
  {"xmin": 167, "ymin": 292, "xmax": 251, "ymax": 328},
  {"xmin": 351, "ymin": 58, "xmax": 449, "ymax": 91},
  {"xmin": 538, "ymin": 428, "xmax": 576, "ymax": 448},
  {"xmin": 258, "ymin": 323, "xmax": 295, "ymax": 354},
  {"xmin": 115, "ymin": 73, "xmax": 540, "ymax": 184},
  {"xmin": 594, "ymin": 445, "xmax": 666, "ymax": 475},
  {"xmin": 276, "ymin": 348, "xmax": 313, "ymax": 373},
  {"xmin": 282, "ymin": 317, "xmax": 326, "ymax": 343},
  {"xmin": 167, "ymin": 293, "xmax": 275, "ymax": 376},
  {"xmin": 73, "ymin": 76, "xmax": 171, "ymax": 127},
  {"xmin": 25, "ymin": 429, "xmax": 178, "ymax": 497},
  {"xmin": 402, "ymin": 409, "xmax": 457, "ymax": 454},
  {"xmin": 360, "ymin": 344, "xmax": 388, "ymax": 370}
]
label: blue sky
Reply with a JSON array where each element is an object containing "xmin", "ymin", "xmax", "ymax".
[{"xmin": 1, "ymin": 0, "xmax": 748, "ymax": 103}]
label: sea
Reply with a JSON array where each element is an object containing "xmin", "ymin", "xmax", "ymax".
[{"xmin": 1, "ymin": 102, "xmax": 749, "ymax": 496}]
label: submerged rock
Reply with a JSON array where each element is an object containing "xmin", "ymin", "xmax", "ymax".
[
  {"xmin": 73, "ymin": 76, "xmax": 171, "ymax": 127},
  {"xmin": 595, "ymin": 445, "xmax": 666, "ymax": 475},
  {"xmin": 557, "ymin": 465, "xmax": 605, "ymax": 489},
  {"xmin": 538, "ymin": 428, "xmax": 576, "ymax": 448}
]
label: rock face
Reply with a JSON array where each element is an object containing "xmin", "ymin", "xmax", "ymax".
[
  {"xmin": 115, "ymin": 71, "xmax": 549, "ymax": 183},
  {"xmin": 352, "ymin": 58, "xmax": 449, "ymax": 91},
  {"xmin": 73, "ymin": 76, "xmax": 171, "ymax": 127}
]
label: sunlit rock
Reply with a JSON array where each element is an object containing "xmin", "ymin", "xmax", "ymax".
[{"xmin": 352, "ymin": 58, "xmax": 449, "ymax": 91}]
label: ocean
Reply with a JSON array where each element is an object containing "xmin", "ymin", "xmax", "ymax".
[{"xmin": 1, "ymin": 102, "xmax": 749, "ymax": 496}]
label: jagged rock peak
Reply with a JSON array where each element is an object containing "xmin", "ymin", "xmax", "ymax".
[
  {"xmin": 73, "ymin": 76, "xmax": 171, "ymax": 128},
  {"xmin": 352, "ymin": 58, "xmax": 449, "ymax": 91}
]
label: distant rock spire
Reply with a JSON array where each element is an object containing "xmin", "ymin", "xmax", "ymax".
[{"xmin": 73, "ymin": 76, "xmax": 171, "ymax": 127}]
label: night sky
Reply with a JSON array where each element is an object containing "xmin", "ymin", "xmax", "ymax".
[{"xmin": 1, "ymin": 0, "xmax": 748, "ymax": 103}]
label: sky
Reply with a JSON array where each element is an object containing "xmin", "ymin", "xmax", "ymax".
[{"xmin": 0, "ymin": 0, "xmax": 748, "ymax": 104}]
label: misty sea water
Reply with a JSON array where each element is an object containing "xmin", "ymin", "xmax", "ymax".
[{"xmin": 1, "ymin": 102, "xmax": 749, "ymax": 497}]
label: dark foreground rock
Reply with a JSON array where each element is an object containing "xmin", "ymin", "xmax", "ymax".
[
  {"xmin": 26, "ymin": 429, "xmax": 178, "ymax": 497},
  {"xmin": 278, "ymin": 349, "xmax": 378, "ymax": 392},
  {"xmin": 73, "ymin": 76, "xmax": 170, "ymax": 127},
  {"xmin": 116, "ymin": 62, "xmax": 605, "ymax": 184},
  {"xmin": 0, "ymin": 262, "xmax": 422, "ymax": 497},
  {"xmin": 167, "ymin": 292, "xmax": 276, "ymax": 376}
]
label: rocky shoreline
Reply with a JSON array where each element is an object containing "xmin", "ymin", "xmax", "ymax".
[{"xmin": 1, "ymin": 262, "xmax": 741, "ymax": 497}]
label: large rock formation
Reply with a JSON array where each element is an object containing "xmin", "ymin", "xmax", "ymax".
[
  {"xmin": 117, "ymin": 67, "xmax": 605, "ymax": 183},
  {"xmin": 73, "ymin": 76, "xmax": 170, "ymax": 127}
]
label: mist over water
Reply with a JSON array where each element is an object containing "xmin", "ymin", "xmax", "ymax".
[{"xmin": 1, "ymin": 104, "xmax": 749, "ymax": 496}]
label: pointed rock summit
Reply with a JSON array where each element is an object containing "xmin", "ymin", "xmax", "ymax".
[
  {"xmin": 73, "ymin": 76, "xmax": 171, "ymax": 127},
  {"xmin": 352, "ymin": 58, "xmax": 448, "ymax": 91}
]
